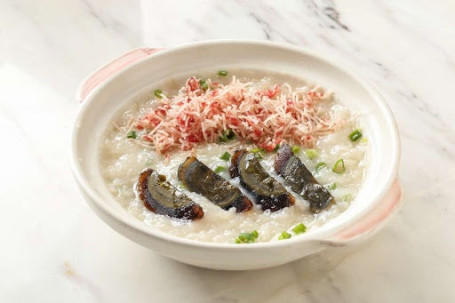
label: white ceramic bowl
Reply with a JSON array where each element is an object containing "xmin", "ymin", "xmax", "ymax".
[{"xmin": 71, "ymin": 40, "xmax": 402, "ymax": 270}]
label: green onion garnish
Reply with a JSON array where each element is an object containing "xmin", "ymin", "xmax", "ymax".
[
  {"xmin": 343, "ymin": 194, "xmax": 352, "ymax": 202},
  {"xmin": 315, "ymin": 162, "xmax": 327, "ymax": 172},
  {"xmin": 226, "ymin": 130, "xmax": 235, "ymax": 140},
  {"xmin": 235, "ymin": 230, "xmax": 259, "ymax": 244},
  {"xmin": 219, "ymin": 129, "xmax": 235, "ymax": 142},
  {"xmin": 214, "ymin": 166, "xmax": 226, "ymax": 173},
  {"xmin": 305, "ymin": 149, "xmax": 319, "ymax": 160},
  {"xmin": 327, "ymin": 183, "xmax": 337, "ymax": 190},
  {"xmin": 291, "ymin": 145, "xmax": 301, "ymax": 154},
  {"xmin": 278, "ymin": 231, "xmax": 292, "ymax": 240},
  {"xmin": 332, "ymin": 159, "xmax": 345, "ymax": 174},
  {"xmin": 154, "ymin": 89, "xmax": 163, "ymax": 98},
  {"xmin": 199, "ymin": 79, "xmax": 208, "ymax": 91},
  {"xmin": 349, "ymin": 129, "xmax": 362, "ymax": 142},
  {"xmin": 220, "ymin": 152, "xmax": 231, "ymax": 161},
  {"xmin": 127, "ymin": 130, "xmax": 137, "ymax": 139},
  {"xmin": 273, "ymin": 144, "xmax": 280, "ymax": 152},
  {"xmin": 292, "ymin": 223, "xmax": 307, "ymax": 234},
  {"xmin": 250, "ymin": 147, "xmax": 266, "ymax": 159},
  {"xmin": 217, "ymin": 70, "xmax": 228, "ymax": 76}
]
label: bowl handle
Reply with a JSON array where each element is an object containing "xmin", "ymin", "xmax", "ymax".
[
  {"xmin": 77, "ymin": 47, "xmax": 162, "ymax": 103},
  {"xmin": 321, "ymin": 178, "xmax": 403, "ymax": 246}
]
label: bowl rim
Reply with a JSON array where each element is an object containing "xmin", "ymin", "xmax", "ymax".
[{"xmin": 71, "ymin": 39, "xmax": 400, "ymax": 250}]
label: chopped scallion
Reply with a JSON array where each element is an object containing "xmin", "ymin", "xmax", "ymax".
[
  {"xmin": 226, "ymin": 130, "xmax": 235, "ymax": 140},
  {"xmin": 332, "ymin": 159, "xmax": 345, "ymax": 174},
  {"xmin": 327, "ymin": 183, "xmax": 337, "ymax": 190},
  {"xmin": 250, "ymin": 147, "xmax": 265, "ymax": 159},
  {"xmin": 127, "ymin": 130, "xmax": 137, "ymax": 139},
  {"xmin": 291, "ymin": 145, "xmax": 301, "ymax": 154},
  {"xmin": 154, "ymin": 89, "xmax": 163, "ymax": 98},
  {"xmin": 214, "ymin": 166, "xmax": 226, "ymax": 173},
  {"xmin": 199, "ymin": 79, "xmax": 208, "ymax": 91},
  {"xmin": 220, "ymin": 152, "xmax": 231, "ymax": 161},
  {"xmin": 292, "ymin": 223, "xmax": 307, "ymax": 234},
  {"xmin": 278, "ymin": 231, "xmax": 292, "ymax": 240},
  {"xmin": 219, "ymin": 129, "xmax": 235, "ymax": 142},
  {"xmin": 343, "ymin": 194, "xmax": 352, "ymax": 202},
  {"xmin": 305, "ymin": 149, "xmax": 319, "ymax": 160},
  {"xmin": 349, "ymin": 129, "xmax": 362, "ymax": 142},
  {"xmin": 217, "ymin": 70, "xmax": 228, "ymax": 76},
  {"xmin": 273, "ymin": 144, "xmax": 280, "ymax": 152},
  {"xmin": 235, "ymin": 230, "xmax": 259, "ymax": 244},
  {"xmin": 315, "ymin": 162, "xmax": 327, "ymax": 173}
]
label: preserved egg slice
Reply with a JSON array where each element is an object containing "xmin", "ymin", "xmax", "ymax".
[
  {"xmin": 136, "ymin": 168, "xmax": 204, "ymax": 220},
  {"xmin": 230, "ymin": 149, "xmax": 295, "ymax": 212},
  {"xmin": 275, "ymin": 144, "xmax": 334, "ymax": 213},
  {"xmin": 178, "ymin": 157, "xmax": 253, "ymax": 212}
]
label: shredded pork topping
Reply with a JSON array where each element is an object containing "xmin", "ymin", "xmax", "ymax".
[{"xmin": 134, "ymin": 76, "xmax": 343, "ymax": 154}]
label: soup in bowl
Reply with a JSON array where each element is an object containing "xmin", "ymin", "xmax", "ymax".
[{"xmin": 71, "ymin": 41, "xmax": 401, "ymax": 270}]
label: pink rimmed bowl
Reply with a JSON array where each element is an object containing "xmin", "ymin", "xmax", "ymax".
[{"xmin": 71, "ymin": 40, "xmax": 402, "ymax": 270}]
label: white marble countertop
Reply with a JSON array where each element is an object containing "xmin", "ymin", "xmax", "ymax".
[{"xmin": 1, "ymin": 0, "xmax": 455, "ymax": 302}]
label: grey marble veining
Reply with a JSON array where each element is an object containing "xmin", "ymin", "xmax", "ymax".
[{"xmin": 1, "ymin": 0, "xmax": 454, "ymax": 302}]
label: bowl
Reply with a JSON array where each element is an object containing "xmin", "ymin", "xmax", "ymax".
[{"xmin": 71, "ymin": 40, "xmax": 402, "ymax": 270}]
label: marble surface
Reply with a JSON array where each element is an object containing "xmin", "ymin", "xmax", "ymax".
[{"xmin": 1, "ymin": 0, "xmax": 455, "ymax": 301}]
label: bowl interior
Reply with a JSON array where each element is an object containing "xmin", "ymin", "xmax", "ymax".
[{"xmin": 72, "ymin": 41, "xmax": 399, "ymax": 246}]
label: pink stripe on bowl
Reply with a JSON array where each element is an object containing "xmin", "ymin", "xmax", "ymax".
[
  {"xmin": 77, "ymin": 48, "xmax": 161, "ymax": 103},
  {"xmin": 327, "ymin": 178, "xmax": 402, "ymax": 245}
]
